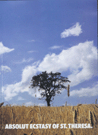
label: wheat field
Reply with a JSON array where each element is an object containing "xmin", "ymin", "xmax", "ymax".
[{"xmin": 0, "ymin": 104, "xmax": 98, "ymax": 135}]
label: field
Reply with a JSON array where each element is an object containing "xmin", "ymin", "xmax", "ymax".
[{"xmin": 0, "ymin": 104, "xmax": 98, "ymax": 135}]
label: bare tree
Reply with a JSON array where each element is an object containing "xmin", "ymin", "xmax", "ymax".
[{"xmin": 30, "ymin": 71, "xmax": 71, "ymax": 106}]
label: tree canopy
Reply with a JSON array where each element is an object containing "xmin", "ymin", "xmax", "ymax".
[{"xmin": 30, "ymin": 71, "xmax": 71, "ymax": 106}]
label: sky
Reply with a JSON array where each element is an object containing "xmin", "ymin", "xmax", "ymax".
[{"xmin": 0, "ymin": 0, "xmax": 97, "ymax": 106}]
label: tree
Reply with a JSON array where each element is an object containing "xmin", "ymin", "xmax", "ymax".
[{"xmin": 30, "ymin": 71, "xmax": 71, "ymax": 106}]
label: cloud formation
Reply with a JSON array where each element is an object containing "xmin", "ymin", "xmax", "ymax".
[
  {"xmin": 2, "ymin": 41, "xmax": 97, "ymax": 100},
  {"xmin": 28, "ymin": 50, "xmax": 37, "ymax": 53},
  {"xmin": 24, "ymin": 102, "xmax": 45, "ymax": 106},
  {"xmin": 50, "ymin": 45, "xmax": 62, "ymax": 50},
  {"xmin": 38, "ymin": 41, "xmax": 97, "ymax": 86},
  {"xmin": 0, "ymin": 42, "xmax": 14, "ymax": 55},
  {"xmin": 61, "ymin": 22, "xmax": 82, "ymax": 38},
  {"xmin": 70, "ymin": 82, "xmax": 98, "ymax": 97},
  {"xmin": 15, "ymin": 58, "xmax": 33, "ymax": 64},
  {"xmin": 2, "ymin": 63, "xmax": 39, "ymax": 100},
  {"xmin": 1, "ymin": 65, "xmax": 11, "ymax": 72},
  {"xmin": 24, "ymin": 102, "xmax": 34, "ymax": 106},
  {"xmin": 17, "ymin": 96, "xmax": 25, "ymax": 101},
  {"xmin": 28, "ymin": 40, "xmax": 35, "ymax": 42}
]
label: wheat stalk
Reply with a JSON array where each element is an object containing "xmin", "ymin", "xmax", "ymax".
[{"xmin": 89, "ymin": 110, "xmax": 93, "ymax": 127}]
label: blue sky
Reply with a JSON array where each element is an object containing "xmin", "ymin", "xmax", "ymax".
[{"xmin": 0, "ymin": 0, "xmax": 97, "ymax": 106}]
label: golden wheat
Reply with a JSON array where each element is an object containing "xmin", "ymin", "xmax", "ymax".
[{"xmin": 0, "ymin": 104, "xmax": 98, "ymax": 135}]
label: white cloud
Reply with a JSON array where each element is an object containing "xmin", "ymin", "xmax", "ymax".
[
  {"xmin": 70, "ymin": 82, "xmax": 98, "ymax": 97},
  {"xmin": 38, "ymin": 41, "xmax": 97, "ymax": 86},
  {"xmin": 24, "ymin": 102, "xmax": 45, "ymax": 106},
  {"xmin": 15, "ymin": 58, "xmax": 33, "ymax": 64},
  {"xmin": 17, "ymin": 96, "xmax": 25, "ymax": 101},
  {"xmin": 22, "ymin": 58, "xmax": 33, "ymax": 63},
  {"xmin": 0, "ymin": 42, "xmax": 14, "ymax": 55},
  {"xmin": 1, "ymin": 65, "xmax": 11, "ymax": 72},
  {"xmin": 2, "ymin": 63, "xmax": 39, "ymax": 101},
  {"xmin": 50, "ymin": 45, "xmax": 62, "ymax": 50},
  {"xmin": 24, "ymin": 102, "xmax": 34, "ymax": 106},
  {"xmin": 28, "ymin": 40, "xmax": 35, "ymax": 42},
  {"xmin": 61, "ymin": 22, "xmax": 82, "ymax": 38},
  {"xmin": 38, "ymin": 103, "xmax": 45, "ymax": 106},
  {"xmin": 2, "ymin": 84, "xmax": 18, "ymax": 100},
  {"xmin": 28, "ymin": 50, "xmax": 37, "ymax": 53},
  {"xmin": 21, "ymin": 62, "xmax": 39, "ymax": 84}
]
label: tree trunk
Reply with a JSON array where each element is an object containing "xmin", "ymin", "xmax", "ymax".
[
  {"xmin": 47, "ymin": 100, "xmax": 50, "ymax": 106},
  {"xmin": 46, "ymin": 96, "xmax": 51, "ymax": 106}
]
